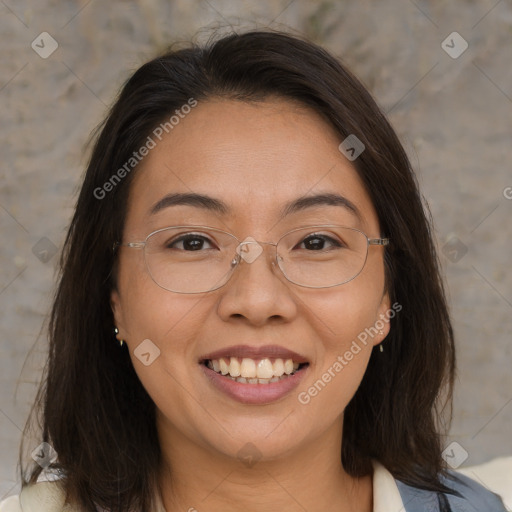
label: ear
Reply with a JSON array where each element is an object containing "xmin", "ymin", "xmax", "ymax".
[
  {"xmin": 373, "ymin": 291, "xmax": 392, "ymax": 348},
  {"xmin": 110, "ymin": 288, "xmax": 127, "ymax": 342}
]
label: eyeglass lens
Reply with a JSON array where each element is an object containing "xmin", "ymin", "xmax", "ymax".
[{"xmin": 142, "ymin": 226, "xmax": 370, "ymax": 293}]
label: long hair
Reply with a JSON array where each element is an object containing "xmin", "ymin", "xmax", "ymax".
[{"xmin": 21, "ymin": 29, "xmax": 455, "ymax": 511}]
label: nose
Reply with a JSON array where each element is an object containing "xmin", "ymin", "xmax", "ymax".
[{"xmin": 216, "ymin": 240, "xmax": 297, "ymax": 325}]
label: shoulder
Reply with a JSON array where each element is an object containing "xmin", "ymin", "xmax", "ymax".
[
  {"xmin": 0, "ymin": 481, "xmax": 69, "ymax": 512},
  {"xmin": 395, "ymin": 456, "xmax": 512, "ymax": 512},
  {"xmin": 456, "ymin": 456, "xmax": 512, "ymax": 509},
  {"xmin": 0, "ymin": 495, "xmax": 21, "ymax": 512}
]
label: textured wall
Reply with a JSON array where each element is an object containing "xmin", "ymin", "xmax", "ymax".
[{"xmin": 1, "ymin": 0, "xmax": 511, "ymax": 500}]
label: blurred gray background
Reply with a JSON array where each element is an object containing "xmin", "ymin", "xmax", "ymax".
[{"xmin": 1, "ymin": 0, "xmax": 511, "ymax": 501}]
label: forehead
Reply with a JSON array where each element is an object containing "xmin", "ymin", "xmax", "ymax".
[{"xmin": 125, "ymin": 98, "xmax": 379, "ymax": 235}]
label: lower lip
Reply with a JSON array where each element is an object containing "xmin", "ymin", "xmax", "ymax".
[{"xmin": 200, "ymin": 363, "xmax": 309, "ymax": 405}]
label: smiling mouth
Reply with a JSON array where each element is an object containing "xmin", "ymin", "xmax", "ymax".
[{"xmin": 201, "ymin": 357, "xmax": 309, "ymax": 384}]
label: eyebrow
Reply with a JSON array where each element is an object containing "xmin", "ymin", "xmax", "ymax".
[{"xmin": 149, "ymin": 192, "xmax": 361, "ymax": 221}]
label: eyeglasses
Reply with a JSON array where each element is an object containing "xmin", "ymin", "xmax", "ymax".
[{"xmin": 114, "ymin": 225, "xmax": 389, "ymax": 294}]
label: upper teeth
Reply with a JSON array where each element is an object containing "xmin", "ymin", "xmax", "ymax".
[{"xmin": 208, "ymin": 357, "xmax": 300, "ymax": 379}]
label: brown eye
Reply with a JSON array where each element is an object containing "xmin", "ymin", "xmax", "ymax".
[
  {"xmin": 296, "ymin": 234, "xmax": 343, "ymax": 251},
  {"xmin": 167, "ymin": 234, "xmax": 216, "ymax": 251}
]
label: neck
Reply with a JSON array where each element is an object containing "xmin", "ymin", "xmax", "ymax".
[{"xmin": 157, "ymin": 415, "xmax": 373, "ymax": 512}]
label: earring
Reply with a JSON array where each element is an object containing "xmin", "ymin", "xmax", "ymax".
[
  {"xmin": 114, "ymin": 327, "xmax": 124, "ymax": 347},
  {"xmin": 378, "ymin": 330, "xmax": 384, "ymax": 352}
]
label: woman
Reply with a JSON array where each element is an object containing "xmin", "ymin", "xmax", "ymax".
[{"xmin": 1, "ymin": 30, "xmax": 509, "ymax": 511}]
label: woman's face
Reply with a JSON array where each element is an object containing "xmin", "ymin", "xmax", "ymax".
[{"xmin": 111, "ymin": 98, "xmax": 390, "ymax": 462}]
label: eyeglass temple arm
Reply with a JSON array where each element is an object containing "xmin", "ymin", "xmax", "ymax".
[
  {"xmin": 368, "ymin": 238, "xmax": 390, "ymax": 246},
  {"xmin": 112, "ymin": 241, "xmax": 145, "ymax": 252}
]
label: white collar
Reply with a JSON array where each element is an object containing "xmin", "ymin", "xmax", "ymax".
[{"xmin": 372, "ymin": 459, "xmax": 405, "ymax": 511}]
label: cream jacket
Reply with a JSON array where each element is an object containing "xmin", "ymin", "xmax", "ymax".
[{"xmin": 1, "ymin": 457, "xmax": 511, "ymax": 511}]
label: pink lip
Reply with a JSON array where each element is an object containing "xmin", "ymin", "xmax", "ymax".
[
  {"xmin": 200, "ymin": 363, "xmax": 309, "ymax": 405},
  {"xmin": 199, "ymin": 344, "xmax": 309, "ymax": 363}
]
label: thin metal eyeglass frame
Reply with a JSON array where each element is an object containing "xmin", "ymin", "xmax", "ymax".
[{"xmin": 113, "ymin": 225, "xmax": 390, "ymax": 293}]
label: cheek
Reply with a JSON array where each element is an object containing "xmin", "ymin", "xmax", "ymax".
[
  {"xmin": 296, "ymin": 258, "xmax": 385, "ymax": 410},
  {"xmin": 116, "ymin": 255, "xmax": 209, "ymax": 387},
  {"xmin": 309, "ymin": 264, "xmax": 386, "ymax": 355},
  {"xmin": 118, "ymin": 279, "xmax": 209, "ymax": 426},
  {"xmin": 293, "ymin": 298, "xmax": 376, "ymax": 424},
  {"xmin": 116, "ymin": 280, "xmax": 222, "ymax": 448},
  {"xmin": 121, "ymin": 283, "xmax": 206, "ymax": 359},
  {"xmin": 117, "ymin": 252, "xmax": 199, "ymax": 338},
  {"xmin": 310, "ymin": 286, "xmax": 379, "ymax": 375}
]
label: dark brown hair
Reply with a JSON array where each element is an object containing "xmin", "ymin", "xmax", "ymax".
[{"xmin": 21, "ymin": 29, "xmax": 455, "ymax": 511}]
